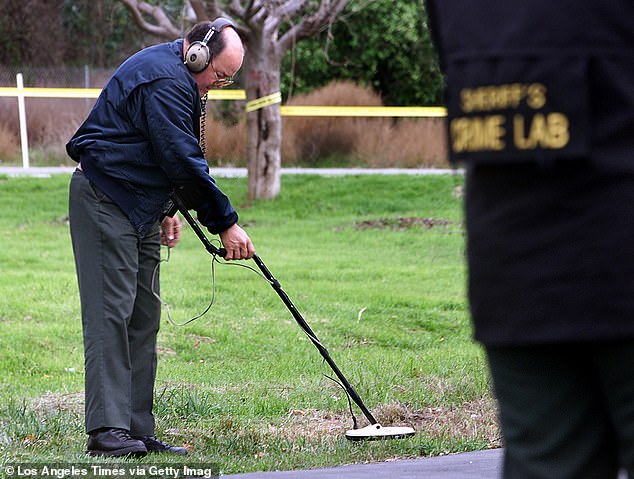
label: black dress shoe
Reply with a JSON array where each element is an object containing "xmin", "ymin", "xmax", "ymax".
[
  {"xmin": 133, "ymin": 435, "xmax": 189, "ymax": 455},
  {"xmin": 86, "ymin": 428, "xmax": 147, "ymax": 457}
]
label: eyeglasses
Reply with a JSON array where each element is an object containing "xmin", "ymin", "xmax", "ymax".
[{"xmin": 209, "ymin": 62, "xmax": 234, "ymax": 88}]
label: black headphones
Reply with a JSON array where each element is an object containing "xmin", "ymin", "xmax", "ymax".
[{"xmin": 184, "ymin": 18, "xmax": 237, "ymax": 73}]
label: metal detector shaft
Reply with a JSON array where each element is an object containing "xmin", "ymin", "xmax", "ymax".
[
  {"xmin": 250, "ymin": 254, "xmax": 378, "ymax": 425},
  {"xmin": 171, "ymin": 191, "xmax": 377, "ymax": 426}
]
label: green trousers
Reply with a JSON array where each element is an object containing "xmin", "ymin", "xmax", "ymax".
[
  {"xmin": 487, "ymin": 341, "xmax": 634, "ymax": 479},
  {"xmin": 69, "ymin": 170, "xmax": 161, "ymax": 435}
]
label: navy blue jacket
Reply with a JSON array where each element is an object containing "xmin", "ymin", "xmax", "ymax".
[{"xmin": 66, "ymin": 39, "xmax": 238, "ymax": 237}]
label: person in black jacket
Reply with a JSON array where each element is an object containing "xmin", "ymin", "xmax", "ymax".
[
  {"xmin": 67, "ymin": 19, "xmax": 254, "ymax": 456},
  {"xmin": 426, "ymin": 1, "xmax": 634, "ymax": 477}
]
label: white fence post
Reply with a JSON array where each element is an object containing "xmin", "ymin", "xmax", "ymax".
[{"xmin": 16, "ymin": 73, "xmax": 30, "ymax": 169}]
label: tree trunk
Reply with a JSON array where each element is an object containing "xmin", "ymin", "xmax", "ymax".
[{"xmin": 244, "ymin": 36, "xmax": 283, "ymax": 200}]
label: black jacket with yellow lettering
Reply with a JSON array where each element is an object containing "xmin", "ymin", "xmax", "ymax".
[
  {"xmin": 427, "ymin": 0, "xmax": 634, "ymax": 169},
  {"xmin": 426, "ymin": 0, "xmax": 634, "ymax": 346}
]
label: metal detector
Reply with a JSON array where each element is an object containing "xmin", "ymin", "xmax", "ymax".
[{"xmin": 170, "ymin": 191, "xmax": 415, "ymax": 441}]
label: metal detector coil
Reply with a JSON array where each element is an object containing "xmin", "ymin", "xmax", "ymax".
[
  {"xmin": 170, "ymin": 191, "xmax": 415, "ymax": 441},
  {"xmin": 345, "ymin": 424, "xmax": 416, "ymax": 441}
]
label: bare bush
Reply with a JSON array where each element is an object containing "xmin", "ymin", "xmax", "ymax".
[
  {"xmin": 358, "ymin": 117, "xmax": 448, "ymax": 168},
  {"xmin": 0, "ymin": 122, "xmax": 19, "ymax": 162},
  {"xmin": 26, "ymin": 99, "xmax": 91, "ymax": 146},
  {"xmin": 203, "ymin": 115, "xmax": 247, "ymax": 166},
  {"xmin": 0, "ymin": 97, "xmax": 90, "ymax": 165},
  {"xmin": 282, "ymin": 81, "xmax": 383, "ymax": 165},
  {"xmin": 282, "ymin": 81, "xmax": 447, "ymax": 167}
]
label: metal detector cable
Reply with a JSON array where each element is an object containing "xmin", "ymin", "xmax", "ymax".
[
  {"xmin": 151, "ymin": 244, "xmax": 272, "ymax": 326},
  {"xmin": 200, "ymin": 92, "xmax": 208, "ymax": 157},
  {"xmin": 321, "ymin": 359, "xmax": 359, "ymax": 428},
  {"xmin": 151, "ymin": 246, "xmax": 217, "ymax": 327}
]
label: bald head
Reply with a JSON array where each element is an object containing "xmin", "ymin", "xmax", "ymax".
[
  {"xmin": 184, "ymin": 20, "xmax": 245, "ymax": 94},
  {"xmin": 217, "ymin": 27, "xmax": 244, "ymax": 76}
]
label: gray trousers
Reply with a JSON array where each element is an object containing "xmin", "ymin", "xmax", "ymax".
[
  {"xmin": 69, "ymin": 170, "xmax": 161, "ymax": 435},
  {"xmin": 487, "ymin": 342, "xmax": 634, "ymax": 479}
]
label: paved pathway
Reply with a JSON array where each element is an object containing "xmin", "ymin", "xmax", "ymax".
[{"xmin": 224, "ymin": 449, "xmax": 503, "ymax": 479}]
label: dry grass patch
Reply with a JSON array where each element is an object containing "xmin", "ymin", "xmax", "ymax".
[
  {"xmin": 354, "ymin": 217, "xmax": 456, "ymax": 231},
  {"xmin": 31, "ymin": 391, "xmax": 83, "ymax": 416},
  {"xmin": 258, "ymin": 398, "xmax": 499, "ymax": 449}
]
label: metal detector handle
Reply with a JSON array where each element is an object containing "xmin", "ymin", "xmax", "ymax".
[{"xmin": 170, "ymin": 189, "xmax": 227, "ymax": 258}]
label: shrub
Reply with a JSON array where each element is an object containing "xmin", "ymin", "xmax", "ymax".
[
  {"xmin": 356, "ymin": 117, "xmax": 447, "ymax": 168},
  {"xmin": 282, "ymin": 80, "xmax": 447, "ymax": 167},
  {"xmin": 203, "ymin": 112, "xmax": 247, "ymax": 166},
  {"xmin": 0, "ymin": 97, "xmax": 91, "ymax": 165},
  {"xmin": 281, "ymin": 81, "xmax": 382, "ymax": 165},
  {"xmin": 0, "ymin": 121, "xmax": 19, "ymax": 163}
]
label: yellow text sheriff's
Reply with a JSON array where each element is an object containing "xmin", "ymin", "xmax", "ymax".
[{"xmin": 450, "ymin": 82, "xmax": 571, "ymax": 153}]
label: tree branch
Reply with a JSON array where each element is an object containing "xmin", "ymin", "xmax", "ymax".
[
  {"xmin": 118, "ymin": 0, "xmax": 181, "ymax": 38},
  {"xmin": 186, "ymin": 1, "xmax": 239, "ymax": 30},
  {"xmin": 246, "ymin": 0, "xmax": 269, "ymax": 30},
  {"xmin": 205, "ymin": 0, "xmax": 225, "ymax": 19},
  {"xmin": 227, "ymin": 0, "xmax": 247, "ymax": 19},
  {"xmin": 275, "ymin": 0, "xmax": 308, "ymax": 19},
  {"xmin": 189, "ymin": 0, "xmax": 210, "ymax": 21},
  {"xmin": 180, "ymin": 1, "xmax": 197, "ymax": 26},
  {"xmin": 244, "ymin": 0, "xmax": 257, "ymax": 17},
  {"xmin": 278, "ymin": 0, "xmax": 349, "ymax": 52}
]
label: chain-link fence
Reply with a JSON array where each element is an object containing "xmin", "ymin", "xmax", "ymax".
[
  {"xmin": 0, "ymin": 65, "xmax": 113, "ymax": 88},
  {"xmin": 0, "ymin": 65, "xmax": 116, "ymax": 166}
]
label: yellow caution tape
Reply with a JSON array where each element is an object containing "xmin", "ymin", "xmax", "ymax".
[
  {"xmin": 0, "ymin": 87, "xmax": 447, "ymax": 117},
  {"xmin": 245, "ymin": 92, "xmax": 282, "ymax": 112},
  {"xmin": 0, "ymin": 87, "xmax": 102, "ymax": 98},
  {"xmin": 280, "ymin": 105, "xmax": 447, "ymax": 117},
  {"xmin": 0, "ymin": 87, "xmax": 247, "ymax": 101},
  {"xmin": 207, "ymin": 90, "xmax": 246, "ymax": 100}
]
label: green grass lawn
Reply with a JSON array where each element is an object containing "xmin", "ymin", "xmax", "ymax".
[{"xmin": 0, "ymin": 173, "xmax": 498, "ymax": 473}]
